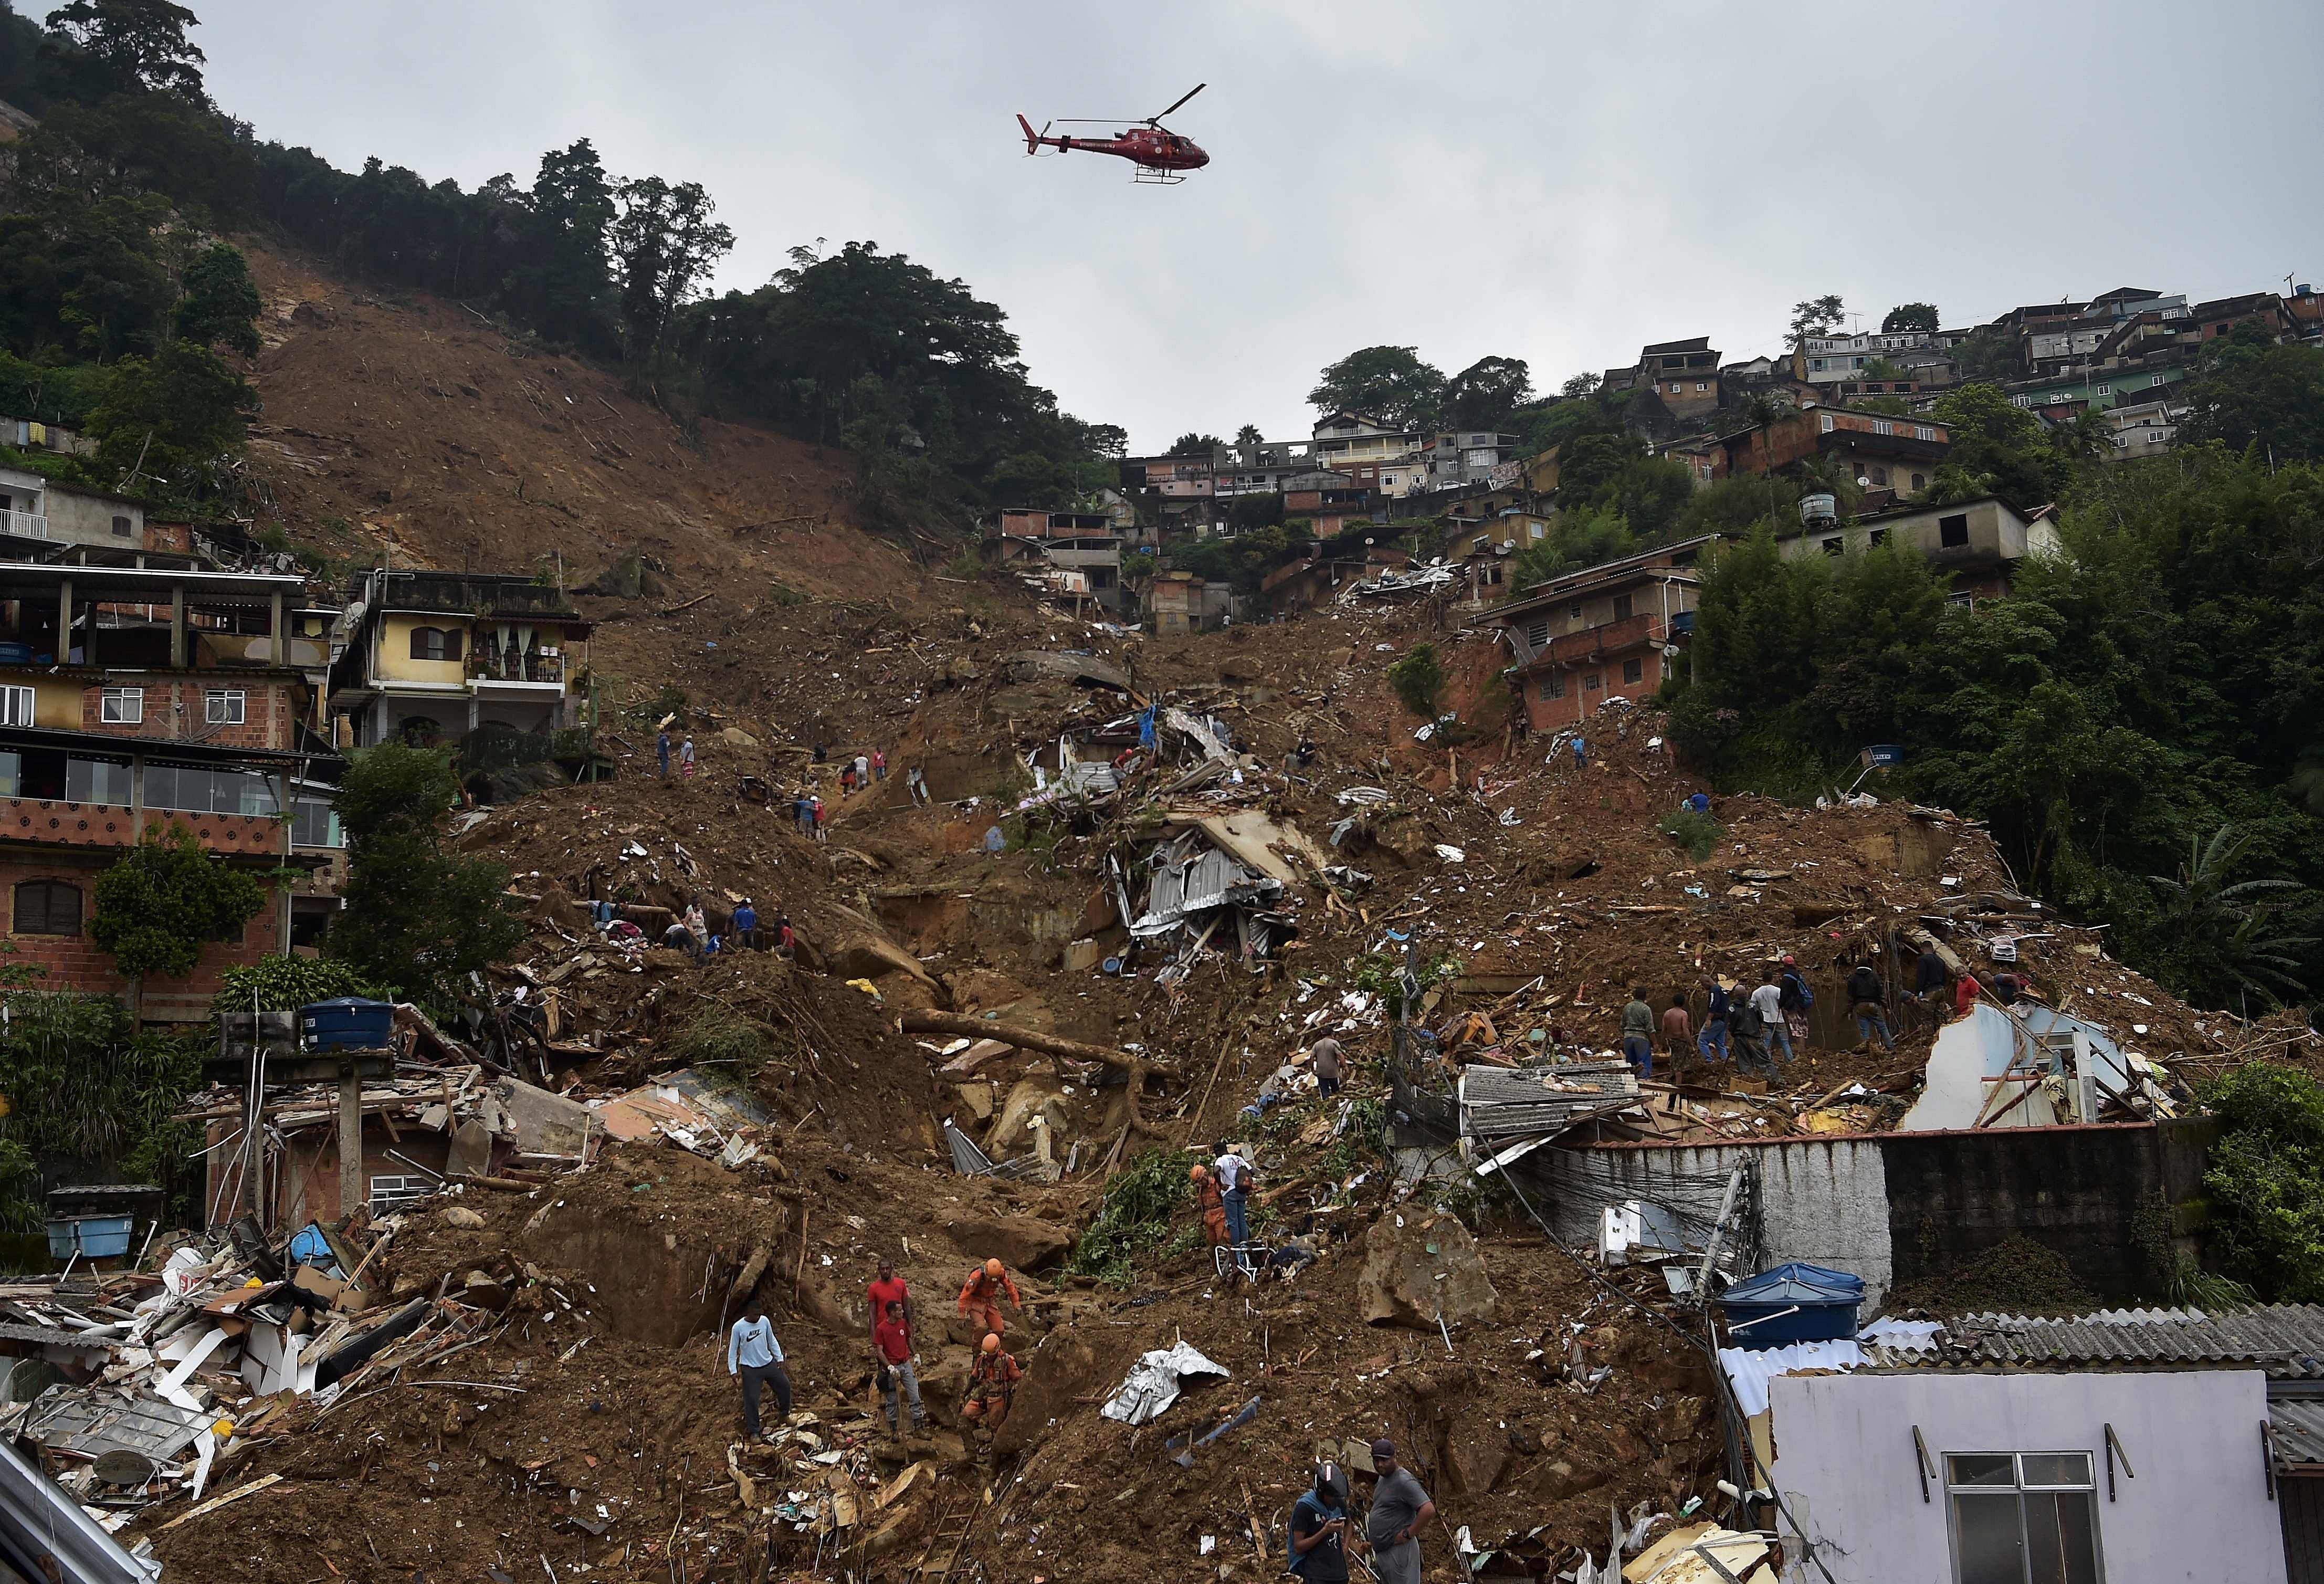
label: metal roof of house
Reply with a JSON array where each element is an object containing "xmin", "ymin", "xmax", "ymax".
[
  {"xmin": 2272, "ymin": 1399, "xmax": 2324, "ymax": 1470},
  {"xmin": 1861, "ymin": 1306, "xmax": 2324, "ymax": 1378},
  {"xmin": 1458, "ymin": 1062, "xmax": 1641, "ymax": 1148}
]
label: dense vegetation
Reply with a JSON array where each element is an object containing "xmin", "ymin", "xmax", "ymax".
[
  {"xmin": 1668, "ymin": 335, "xmax": 2324, "ymax": 1013},
  {"xmin": 0, "ymin": 1, "xmax": 1121, "ymax": 526}
]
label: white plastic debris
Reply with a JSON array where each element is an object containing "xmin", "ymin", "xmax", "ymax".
[
  {"xmin": 1100, "ymin": 1340, "xmax": 1229, "ymax": 1425},
  {"xmin": 1434, "ymin": 845, "xmax": 1466, "ymax": 864}
]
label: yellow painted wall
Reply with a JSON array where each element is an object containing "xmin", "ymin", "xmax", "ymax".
[
  {"xmin": 0, "ymin": 672, "xmax": 92, "ymax": 727},
  {"xmin": 377, "ymin": 614, "xmax": 469, "ymax": 685}
]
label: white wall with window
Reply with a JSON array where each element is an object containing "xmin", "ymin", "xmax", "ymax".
[{"xmin": 1763, "ymin": 1368, "xmax": 2284, "ymax": 1583}]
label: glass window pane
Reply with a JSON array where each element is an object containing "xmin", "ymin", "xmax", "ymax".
[
  {"xmin": 1952, "ymin": 1493, "xmax": 2024, "ymax": 1584},
  {"xmin": 2018, "ymin": 1453, "xmax": 2092, "ymax": 1488},
  {"xmin": 1948, "ymin": 1455, "xmax": 2016, "ymax": 1487},
  {"xmin": 144, "ymin": 762, "xmax": 176, "ymax": 810},
  {"xmin": 2023, "ymin": 1491, "xmax": 2099, "ymax": 1584},
  {"xmin": 0, "ymin": 750, "xmax": 18, "ymax": 796}
]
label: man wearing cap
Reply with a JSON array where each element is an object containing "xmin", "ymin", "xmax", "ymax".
[{"xmin": 1364, "ymin": 1439, "xmax": 1435, "ymax": 1584}]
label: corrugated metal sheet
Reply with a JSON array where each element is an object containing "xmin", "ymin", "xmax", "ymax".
[
  {"xmin": 1459, "ymin": 1062, "xmax": 1641, "ymax": 1146},
  {"xmin": 1860, "ymin": 1305, "xmax": 2324, "ymax": 1377},
  {"xmin": 2275, "ymin": 1399, "xmax": 2324, "ymax": 1470},
  {"xmin": 1131, "ymin": 848, "xmax": 1281, "ymax": 936},
  {"xmin": 1717, "ymin": 1319, "xmax": 1943, "ymax": 1416}
]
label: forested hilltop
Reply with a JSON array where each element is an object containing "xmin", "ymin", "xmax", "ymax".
[{"xmin": 0, "ymin": 0, "xmax": 1122, "ymax": 527}]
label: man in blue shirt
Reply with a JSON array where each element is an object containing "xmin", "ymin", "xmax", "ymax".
[
  {"xmin": 732, "ymin": 898, "xmax": 760, "ymax": 950},
  {"xmin": 727, "ymin": 1302, "xmax": 791, "ymax": 1440}
]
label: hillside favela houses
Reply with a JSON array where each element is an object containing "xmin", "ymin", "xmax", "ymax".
[{"xmin": 0, "ymin": 562, "xmax": 338, "ymax": 1020}]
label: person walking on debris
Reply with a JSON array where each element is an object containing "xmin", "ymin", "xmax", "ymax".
[
  {"xmin": 1620, "ymin": 987, "xmax": 1656, "ymax": 1080},
  {"xmin": 961, "ymin": 1333, "xmax": 1021, "ymax": 1445},
  {"xmin": 1572, "ymin": 735, "xmax": 1587, "ymax": 769},
  {"xmin": 1777, "ymin": 955, "xmax": 1814, "ymax": 1052},
  {"xmin": 869, "ymin": 1256, "xmax": 917, "ymax": 1348},
  {"xmin": 1309, "ymin": 1033, "xmax": 1344, "ymax": 1099},
  {"xmin": 1752, "ymin": 968, "xmax": 1794, "ymax": 1065},
  {"xmin": 774, "ymin": 910, "xmax": 795, "ymax": 956},
  {"xmin": 840, "ymin": 761, "xmax": 856, "ymax": 795},
  {"xmin": 732, "ymin": 897, "xmax": 760, "ymax": 950},
  {"xmin": 812, "ymin": 794, "xmax": 827, "ymax": 843},
  {"xmin": 872, "ymin": 747, "xmax": 887, "ymax": 782},
  {"xmin": 957, "ymin": 1257, "xmax": 1021, "ymax": 1337},
  {"xmin": 1697, "ymin": 976, "xmax": 1732, "ymax": 1066},
  {"xmin": 1212, "ymin": 1141, "xmax": 1255, "ymax": 1245},
  {"xmin": 1191, "ymin": 1163, "xmax": 1229, "ymax": 1248},
  {"xmin": 1914, "ymin": 941, "xmax": 1949, "ymax": 1010},
  {"xmin": 854, "ymin": 751, "xmax": 870, "ymax": 788},
  {"xmin": 682, "ymin": 901, "xmax": 709, "ymax": 956},
  {"xmin": 1364, "ymin": 1439, "xmax": 1435, "ymax": 1584},
  {"xmin": 679, "ymin": 734, "xmax": 696, "ymax": 779},
  {"xmin": 871, "ymin": 1300, "xmax": 925, "ymax": 1436},
  {"xmin": 1730, "ymin": 984, "xmax": 1774, "ymax": 1078},
  {"xmin": 1289, "ymin": 1461, "xmax": 1353, "ymax": 1582},
  {"xmin": 727, "ymin": 1301, "xmax": 791, "ymax": 1440},
  {"xmin": 1847, "ymin": 960, "xmax": 1895, "ymax": 1053},
  {"xmin": 793, "ymin": 791, "xmax": 813, "ymax": 836},
  {"xmin": 657, "ymin": 727, "xmax": 672, "ymax": 779},
  {"xmin": 1660, "ymin": 993, "xmax": 1693, "ymax": 1072}
]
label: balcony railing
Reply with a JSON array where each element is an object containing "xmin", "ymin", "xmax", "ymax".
[
  {"xmin": 467, "ymin": 652, "xmax": 565, "ymax": 686},
  {"xmin": 3, "ymin": 511, "xmax": 47, "ymax": 538},
  {"xmin": 1547, "ymin": 612, "xmax": 1658, "ymax": 665}
]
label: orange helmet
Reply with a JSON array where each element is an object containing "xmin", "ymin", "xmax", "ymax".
[
  {"xmin": 984, "ymin": 1257, "xmax": 1003, "ymax": 1278},
  {"xmin": 981, "ymin": 1333, "xmax": 1001, "ymax": 1354},
  {"xmin": 1190, "ymin": 1164, "xmax": 1207, "ymax": 1181}
]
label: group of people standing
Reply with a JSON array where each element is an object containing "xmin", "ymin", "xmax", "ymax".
[{"xmin": 1618, "ymin": 938, "xmax": 1994, "ymax": 1083}]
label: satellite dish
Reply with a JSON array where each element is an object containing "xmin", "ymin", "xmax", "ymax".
[{"xmin": 1856, "ymin": 476, "xmax": 1871, "ymax": 488}]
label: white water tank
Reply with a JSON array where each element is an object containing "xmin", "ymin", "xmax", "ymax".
[{"xmin": 1799, "ymin": 492, "xmax": 1838, "ymax": 527}]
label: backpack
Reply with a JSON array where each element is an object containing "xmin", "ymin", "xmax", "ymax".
[
  {"xmin": 1781, "ymin": 971, "xmax": 1814, "ymax": 1010},
  {"xmin": 1731, "ymin": 1000, "xmax": 1766, "ymax": 1039}
]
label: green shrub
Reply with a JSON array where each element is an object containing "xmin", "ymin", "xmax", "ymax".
[
  {"xmin": 2197, "ymin": 1061, "xmax": 2324, "ymax": 1302},
  {"xmin": 1067, "ymin": 1145, "xmax": 1204, "ymax": 1287},
  {"xmin": 1656, "ymin": 807, "xmax": 1724, "ymax": 861},
  {"xmin": 213, "ymin": 956, "xmax": 385, "ymax": 1016},
  {"xmin": 1387, "ymin": 643, "xmax": 1447, "ymax": 721}
]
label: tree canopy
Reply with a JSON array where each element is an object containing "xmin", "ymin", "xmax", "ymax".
[
  {"xmin": 1882, "ymin": 302, "xmax": 1940, "ymax": 334},
  {"xmin": 1309, "ymin": 345, "xmax": 1445, "ymax": 429}
]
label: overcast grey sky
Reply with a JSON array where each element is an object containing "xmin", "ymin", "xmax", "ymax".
[{"xmin": 184, "ymin": 1, "xmax": 2324, "ymax": 455}]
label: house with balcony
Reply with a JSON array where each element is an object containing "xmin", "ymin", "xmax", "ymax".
[
  {"xmin": 1627, "ymin": 338, "xmax": 1724, "ymax": 420},
  {"xmin": 1281, "ymin": 470, "xmax": 1374, "ymax": 538},
  {"xmin": 327, "ymin": 570, "xmax": 591, "ymax": 753},
  {"xmin": 1778, "ymin": 495, "xmax": 2060, "ymax": 605},
  {"xmin": 1488, "ymin": 537, "xmax": 1722, "ymax": 732},
  {"xmin": 0, "ymin": 563, "xmax": 339, "ymax": 1020},
  {"xmin": 0, "ymin": 470, "xmax": 146, "ymax": 556},
  {"xmin": 1311, "ymin": 412, "xmax": 1419, "ymax": 494},
  {"xmin": 1711, "ymin": 406, "xmax": 1951, "ymax": 498}
]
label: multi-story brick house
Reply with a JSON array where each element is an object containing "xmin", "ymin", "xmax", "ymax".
[
  {"xmin": 1710, "ymin": 406, "xmax": 1951, "ymax": 498},
  {"xmin": 1489, "ymin": 538, "xmax": 1723, "ymax": 732},
  {"xmin": 0, "ymin": 562, "xmax": 339, "ymax": 1020},
  {"xmin": 328, "ymin": 570, "xmax": 592, "ymax": 751}
]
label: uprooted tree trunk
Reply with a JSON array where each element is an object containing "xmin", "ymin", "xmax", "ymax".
[{"xmin": 897, "ymin": 1011, "xmax": 1175, "ymax": 1138}]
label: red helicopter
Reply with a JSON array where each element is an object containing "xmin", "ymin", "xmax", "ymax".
[{"xmin": 1016, "ymin": 84, "xmax": 1210, "ymax": 183}]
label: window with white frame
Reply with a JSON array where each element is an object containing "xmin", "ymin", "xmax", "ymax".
[
  {"xmin": 367, "ymin": 1175, "xmax": 435, "ymax": 1213},
  {"xmin": 100, "ymin": 686, "xmax": 142, "ymax": 724},
  {"xmin": 0, "ymin": 685, "xmax": 32, "ymax": 726},
  {"xmin": 1944, "ymin": 1451, "xmax": 2099, "ymax": 1584},
  {"xmin": 1917, "ymin": 425, "xmax": 1938, "ymax": 440},
  {"xmin": 205, "ymin": 688, "xmax": 245, "ymax": 725}
]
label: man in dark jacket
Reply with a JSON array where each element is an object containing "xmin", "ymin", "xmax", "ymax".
[
  {"xmin": 1288, "ymin": 1463, "xmax": 1352, "ymax": 1581},
  {"xmin": 1847, "ymin": 961, "xmax": 1894, "ymax": 1053},
  {"xmin": 1697, "ymin": 977, "xmax": 1732, "ymax": 1065}
]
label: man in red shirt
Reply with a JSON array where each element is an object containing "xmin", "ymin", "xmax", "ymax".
[
  {"xmin": 871, "ymin": 1300, "xmax": 924, "ymax": 1435},
  {"xmin": 868, "ymin": 1257, "xmax": 915, "ymax": 1349},
  {"xmin": 1955, "ymin": 972, "xmax": 1983, "ymax": 1019}
]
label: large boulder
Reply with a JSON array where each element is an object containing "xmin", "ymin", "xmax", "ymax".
[
  {"xmin": 934, "ymin": 1207, "xmax": 1072, "ymax": 1274},
  {"xmin": 1356, "ymin": 1211, "xmax": 1497, "ymax": 1329}
]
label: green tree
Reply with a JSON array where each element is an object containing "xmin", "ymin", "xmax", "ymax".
[
  {"xmin": 43, "ymin": 0, "xmax": 206, "ymax": 101},
  {"xmin": 1881, "ymin": 303, "xmax": 1940, "ymax": 335},
  {"xmin": 1788, "ymin": 294, "xmax": 1845, "ymax": 350},
  {"xmin": 1928, "ymin": 381, "xmax": 2066, "ymax": 505},
  {"xmin": 2142, "ymin": 825, "xmax": 2314, "ymax": 1009},
  {"xmin": 506, "ymin": 139, "xmax": 617, "ymax": 352},
  {"xmin": 174, "ymin": 240, "xmax": 260, "ymax": 357},
  {"xmin": 1443, "ymin": 354, "xmax": 1532, "ymax": 431},
  {"xmin": 1510, "ymin": 505, "xmax": 1633, "ymax": 587},
  {"xmin": 86, "ymin": 338, "xmax": 256, "ymax": 497},
  {"xmin": 2179, "ymin": 320, "xmax": 2324, "ymax": 463},
  {"xmin": 1233, "ymin": 423, "xmax": 1263, "ymax": 450},
  {"xmin": 89, "ymin": 822, "xmax": 265, "ymax": 1022},
  {"xmin": 1559, "ymin": 372, "xmax": 1601, "ymax": 399},
  {"xmin": 2197, "ymin": 1063, "xmax": 2324, "ymax": 1303},
  {"xmin": 1309, "ymin": 345, "xmax": 1445, "ymax": 429},
  {"xmin": 608, "ymin": 175, "xmax": 734, "ymax": 369},
  {"xmin": 1387, "ymin": 642, "xmax": 1447, "ymax": 720},
  {"xmin": 328, "ymin": 743, "xmax": 524, "ymax": 1011},
  {"xmin": 1169, "ymin": 432, "xmax": 1224, "ymax": 456},
  {"xmin": 1614, "ymin": 456, "xmax": 1696, "ymax": 541}
]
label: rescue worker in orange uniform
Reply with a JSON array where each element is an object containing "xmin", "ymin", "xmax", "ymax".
[
  {"xmin": 961, "ymin": 1332, "xmax": 1023, "ymax": 1443},
  {"xmin": 956, "ymin": 1257, "xmax": 1022, "ymax": 1338},
  {"xmin": 1191, "ymin": 1163, "xmax": 1229, "ymax": 1249}
]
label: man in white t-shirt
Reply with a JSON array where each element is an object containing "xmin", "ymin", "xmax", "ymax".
[
  {"xmin": 1749, "ymin": 971, "xmax": 1792, "ymax": 1064},
  {"xmin": 1212, "ymin": 1142, "xmax": 1255, "ymax": 1245}
]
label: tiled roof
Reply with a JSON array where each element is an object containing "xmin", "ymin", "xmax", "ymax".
[{"xmin": 1862, "ymin": 1306, "xmax": 2324, "ymax": 1378}]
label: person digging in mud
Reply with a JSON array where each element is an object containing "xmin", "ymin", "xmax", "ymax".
[
  {"xmin": 960, "ymin": 1332, "xmax": 1021, "ymax": 1453},
  {"xmin": 727, "ymin": 1300, "xmax": 791, "ymax": 1442},
  {"xmin": 957, "ymin": 1257, "xmax": 1021, "ymax": 1338},
  {"xmin": 1364, "ymin": 1438, "xmax": 1435, "ymax": 1584},
  {"xmin": 872, "ymin": 1300, "xmax": 925, "ymax": 1436},
  {"xmin": 1191, "ymin": 1162, "xmax": 1229, "ymax": 1249}
]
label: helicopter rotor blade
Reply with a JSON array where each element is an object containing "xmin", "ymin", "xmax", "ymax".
[{"xmin": 1147, "ymin": 82, "xmax": 1205, "ymax": 124}]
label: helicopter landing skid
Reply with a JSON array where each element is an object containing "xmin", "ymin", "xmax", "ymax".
[{"xmin": 1132, "ymin": 166, "xmax": 1189, "ymax": 185}]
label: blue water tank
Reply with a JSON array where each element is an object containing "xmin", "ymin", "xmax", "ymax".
[
  {"xmin": 1719, "ymin": 1262, "xmax": 1866, "ymax": 1348},
  {"xmin": 300, "ymin": 996, "xmax": 395, "ymax": 1050}
]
